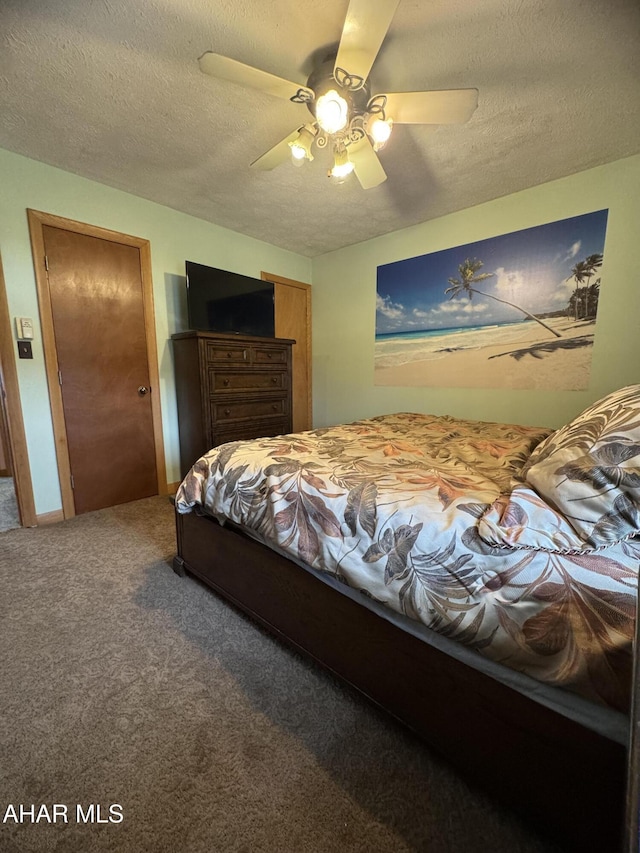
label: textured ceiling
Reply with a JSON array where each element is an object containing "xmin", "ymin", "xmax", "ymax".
[{"xmin": 1, "ymin": 0, "xmax": 639, "ymax": 257}]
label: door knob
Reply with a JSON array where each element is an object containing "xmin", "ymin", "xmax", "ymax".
[{"xmin": 138, "ymin": 386, "xmax": 149, "ymax": 396}]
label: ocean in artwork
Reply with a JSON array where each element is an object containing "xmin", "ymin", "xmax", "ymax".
[{"xmin": 375, "ymin": 320, "xmax": 535, "ymax": 369}]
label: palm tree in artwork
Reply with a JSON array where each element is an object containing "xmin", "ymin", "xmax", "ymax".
[
  {"xmin": 567, "ymin": 260, "xmax": 590, "ymax": 320},
  {"xmin": 582, "ymin": 253, "xmax": 603, "ymax": 318},
  {"xmin": 445, "ymin": 258, "xmax": 562, "ymax": 338}
]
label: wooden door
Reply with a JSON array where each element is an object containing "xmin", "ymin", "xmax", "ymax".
[
  {"xmin": 0, "ymin": 377, "xmax": 11, "ymax": 477},
  {"xmin": 264, "ymin": 273, "xmax": 312, "ymax": 432},
  {"xmin": 0, "ymin": 250, "xmax": 36, "ymax": 527},
  {"xmin": 41, "ymin": 225, "xmax": 159, "ymax": 515}
]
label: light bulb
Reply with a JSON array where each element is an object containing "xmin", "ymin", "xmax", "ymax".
[
  {"xmin": 367, "ymin": 116, "xmax": 393, "ymax": 150},
  {"xmin": 330, "ymin": 160, "xmax": 354, "ymax": 179},
  {"xmin": 288, "ymin": 126, "xmax": 316, "ymax": 163},
  {"xmin": 329, "ymin": 146, "xmax": 354, "ymax": 179},
  {"xmin": 315, "ymin": 89, "xmax": 349, "ymax": 134}
]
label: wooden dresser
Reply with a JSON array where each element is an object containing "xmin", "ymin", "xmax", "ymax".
[{"xmin": 172, "ymin": 330, "xmax": 294, "ymax": 477}]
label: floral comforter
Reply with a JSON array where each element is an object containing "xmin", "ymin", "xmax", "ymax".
[{"xmin": 175, "ymin": 411, "xmax": 639, "ymax": 711}]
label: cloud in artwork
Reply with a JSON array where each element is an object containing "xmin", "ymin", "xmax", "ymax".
[
  {"xmin": 376, "ymin": 289, "xmax": 495, "ymax": 334},
  {"xmin": 565, "ymin": 241, "xmax": 582, "ymax": 261},
  {"xmin": 376, "ymin": 293, "xmax": 405, "ymax": 320},
  {"xmin": 493, "ymin": 267, "xmax": 526, "ymax": 297},
  {"xmin": 436, "ymin": 299, "xmax": 489, "ymax": 316},
  {"xmin": 548, "ymin": 276, "xmax": 577, "ymax": 306}
]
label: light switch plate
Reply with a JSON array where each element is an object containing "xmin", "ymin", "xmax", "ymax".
[
  {"xmin": 17, "ymin": 340, "xmax": 33, "ymax": 359},
  {"xmin": 16, "ymin": 317, "xmax": 34, "ymax": 339}
]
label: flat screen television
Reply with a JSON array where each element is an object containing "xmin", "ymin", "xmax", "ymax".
[{"xmin": 185, "ymin": 260, "xmax": 275, "ymax": 337}]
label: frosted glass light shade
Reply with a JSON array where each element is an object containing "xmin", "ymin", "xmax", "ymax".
[
  {"xmin": 329, "ymin": 146, "xmax": 354, "ymax": 178},
  {"xmin": 369, "ymin": 117, "xmax": 392, "ymax": 145},
  {"xmin": 288, "ymin": 126, "xmax": 316, "ymax": 162},
  {"xmin": 315, "ymin": 90, "xmax": 349, "ymax": 134}
]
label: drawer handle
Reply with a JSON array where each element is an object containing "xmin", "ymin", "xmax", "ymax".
[
  {"xmin": 223, "ymin": 379, "xmax": 230, "ymax": 386},
  {"xmin": 267, "ymin": 353, "xmax": 272, "ymax": 359},
  {"xmin": 272, "ymin": 404, "xmax": 278, "ymax": 411},
  {"xmin": 226, "ymin": 352, "xmax": 233, "ymax": 358},
  {"xmin": 224, "ymin": 408, "xmax": 231, "ymax": 416},
  {"xmin": 271, "ymin": 377, "xmax": 277, "ymax": 384}
]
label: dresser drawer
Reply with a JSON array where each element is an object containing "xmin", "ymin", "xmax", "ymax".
[
  {"xmin": 252, "ymin": 346, "xmax": 288, "ymax": 364},
  {"xmin": 209, "ymin": 369, "xmax": 287, "ymax": 392},
  {"xmin": 205, "ymin": 341, "xmax": 248, "ymax": 363},
  {"xmin": 213, "ymin": 418, "xmax": 290, "ymax": 447},
  {"xmin": 211, "ymin": 396, "xmax": 287, "ymax": 422}
]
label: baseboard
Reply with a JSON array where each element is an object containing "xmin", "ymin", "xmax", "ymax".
[
  {"xmin": 36, "ymin": 509, "xmax": 65, "ymax": 526},
  {"xmin": 35, "ymin": 488, "xmax": 180, "ymax": 525}
]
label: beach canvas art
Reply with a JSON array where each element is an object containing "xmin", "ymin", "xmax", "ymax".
[{"xmin": 375, "ymin": 210, "xmax": 609, "ymax": 390}]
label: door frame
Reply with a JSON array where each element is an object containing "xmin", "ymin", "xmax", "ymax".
[
  {"xmin": 27, "ymin": 209, "xmax": 167, "ymax": 519},
  {"xmin": 0, "ymin": 251, "xmax": 37, "ymax": 527},
  {"xmin": 261, "ymin": 271, "xmax": 312, "ymax": 429}
]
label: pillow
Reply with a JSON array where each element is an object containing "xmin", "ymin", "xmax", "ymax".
[
  {"xmin": 521, "ymin": 385, "xmax": 640, "ymax": 547},
  {"xmin": 477, "ymin": 484, "xmax": 592, "ymax": 552}
]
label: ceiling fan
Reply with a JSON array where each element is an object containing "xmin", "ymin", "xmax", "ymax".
[{"xmin": 198, "ymin": 0, "xmax": 478, "ymax": 189}]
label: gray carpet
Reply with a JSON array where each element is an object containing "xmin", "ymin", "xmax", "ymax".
[
  {"xmin": 0, "ymin": 476, "xmax": 20, "ymax": 532},
  {"xmin": 0, "ymin": 496, "xmax": 566, "ymax": 853}
]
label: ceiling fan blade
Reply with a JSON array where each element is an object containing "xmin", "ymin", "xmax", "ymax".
[
  {"xmin": 198, "ymin": 52, "xmax": 313, "ymax": 102},
  {"xmin": 250, "ymin": 128, "xmax": 302, "ymax": 171},
  {"xmin": 383, "ymin": 89, "xmax": 479, "ymax": 124},
  {"xmin": 334, "ymin": 0, "xmax": 401, "ymax": 82},
  {"xmin": 348, "ymin": 136, "xmax": 387, "ymax": 189}
]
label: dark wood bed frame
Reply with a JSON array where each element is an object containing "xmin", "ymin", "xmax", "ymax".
[{"xmin": 173, "ymin": 505, "xmax": 629, "ymax": 852}]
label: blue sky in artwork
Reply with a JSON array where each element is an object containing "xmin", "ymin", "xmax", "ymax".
[{"xmin": 376, "ymin": 210, "xmax": 609, "ymax": 336}]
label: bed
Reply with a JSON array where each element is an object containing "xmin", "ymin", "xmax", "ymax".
[{"xmin": 173, "ymin": 385, "xmax": 640, "ymax": 851}]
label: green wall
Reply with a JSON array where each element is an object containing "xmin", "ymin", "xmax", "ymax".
[
  {"xmin": 3, "ymin": 146, "xmax": 639, "ymax": 518},
  {"xmin": 0, "ymin": 148, "xmax": 311, "ymax": 515},
  {"xmin": 311, "ymin": 154, "xmax": 640, "ymax": 430}
]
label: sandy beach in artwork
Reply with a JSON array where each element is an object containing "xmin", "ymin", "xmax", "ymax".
[{"xmin": 374, "ymin": 317, "xmax": 596, "ymax": 390}]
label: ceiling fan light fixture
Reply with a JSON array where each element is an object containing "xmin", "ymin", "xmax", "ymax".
[
  {"xmin": 315, "ymin": 89, "xmax": 349, "ymax": 134},
  {"xmin": 198, "ymin": 6, "xmax": 478, "ymax": 191},
  {"xmin": 289, "ymin": 125, "xmax": 316, "ymax": 162},
  {"xmin": 329, "ymin": 144, "xmax": 354, "ymax": 180},
  {"xmin": 367, "ymin": 115, "xmax": 393, "ymax": 150}
]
